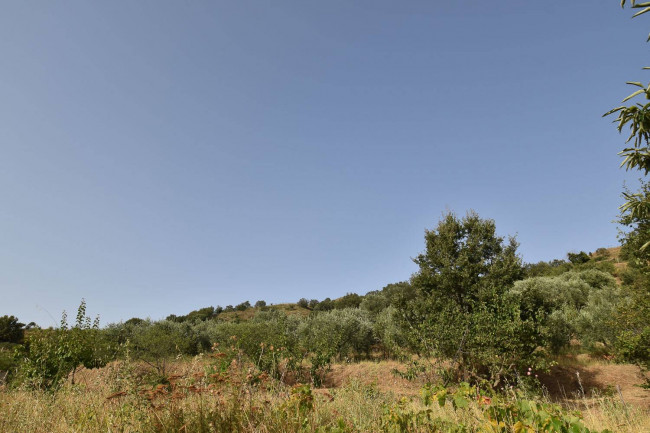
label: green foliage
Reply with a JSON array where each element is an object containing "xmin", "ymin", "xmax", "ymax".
[
  {"xmin": 381, "ymin": 383, "xmax": 612, "ymax": 433},
  {"xmin": 297, "ymin": 298, "xmax": 310, "ymax": 309},
  {"xmin": 398, "ymin": 211, "xmax": 533, "ymax": 385},
  {"xmin": 298, "ymin": 308, "xmax": 374, "ymax": 385},
  {"xmin": 129, "ymin": 320, "xmax": 200, "ymax": 377},
  {"xmin": 359, "ymin": 291, "xmax": 390, "ymax": 317},
  {"xmin": 482, "ymin": 397, "xmax": 609, "ymax": 433},
  {"xmin": 166, "ymin": 306, "xmax": 217, "ymax": 323},
  {"xmin": 380, "ymin": 281, "xmax": 417, "ymax": 305},
  {"xmin": 235, "ymin": 301, "xmax": 251, "ymax": 311},
  {"xmin": 200, "ymin": 310, "xmax": 303, "ymax": 380},
  {"xmin": 373, "ymin": 306, "xmax": 408, "ymax": 358},
  {"xmin": 313, "ymin": 297, "xmax": 334, "ymax": 312},
  {"xmin": 511, "ymin": 270, "xmax": 621, "ymax": 353},
  {"xmin": 606, "ymin": 2, "xmax": 650, "ymax": 252},
  {"xmin": 0, "ymin": 342, "xmax": 19, "ymax": 376},
  {"xmin": 524, "ymin": 259, "xmax": 571, "ymax": 278},
  {"xmin": 614, "ymin": 181, "xmax": 650, "ymax": 373},
  {"xmin": 16, "ymin": 300, "xmax": 110, "ymax": 389},
  {"xmin": 0, "ymin": 315, "xmax": 25, "ymax": 344},
  {"xmin": 333, "ymin": 293, "xmax": 362, "ymax": 309},
  {"xmin": 568, "ymin": 251, "xmax": 591, "ymax": 265}
]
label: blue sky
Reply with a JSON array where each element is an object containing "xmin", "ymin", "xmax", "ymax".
[{"xmin": 0, "ymin": 1, "xmax": 646, "ymax": 326}]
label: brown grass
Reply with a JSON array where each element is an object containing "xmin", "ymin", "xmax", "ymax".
[{"xmin": 2, "ymin": 356, "xmax": 649, "ymax": 433}]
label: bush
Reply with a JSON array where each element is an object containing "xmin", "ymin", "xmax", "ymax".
[
  {"xmin": 333, "ymin": 293, "xmax": 362, "ymax": 309},
  {"xmin": 373, "ymin": 306, "xmax": 408, "ymax": 358},
  {"xmin": 129, "ymin": 320, "xmax": 201, "ymax": 378},
  {"xmin": 568, "ymin": 251, "xmax": 591, "ymax": 265},
  {"xmin": 511, "ymin": 270, "xmax": 621, "ymax": 352},
  {"xmin": 359, "ymin": 291, "xmax": 389, "ymax": 317},
  {"xmin": 313, "ymin": 298, "xmax": 334, "ymax": 312},
  {"xmin": 299, "ymin": 309, "xmax": 374, "ymax": 358},
  {"xmin": 296, "ymin": 298, "xmax": 309, "ymax": 309},
  {"xmin": 16, "ymin": 300, "xmax": 111, "ymax": 389},
  {"xmin": 235, "ymin": 301, "xmax": 251, "ymax": 311},
  {"xmin": 196, "ymin": 310, "xmax": 303, "ymax": 379},
  {"xmin": 0, "ymin": 316, "xmax": 25, "ymax": 344}
]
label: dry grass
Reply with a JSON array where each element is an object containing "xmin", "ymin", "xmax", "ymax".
[{"xmin": 1, "ymin": 357, "xmax": 649, "ymax": 433}]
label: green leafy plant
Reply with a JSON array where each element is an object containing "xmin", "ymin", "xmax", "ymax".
[{"xmin": 16, "ymin": 300, "xmax": 108, "ymax": 389}]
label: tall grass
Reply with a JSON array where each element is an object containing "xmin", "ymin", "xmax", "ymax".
[{"xmin": 0, "ymin": 357, "xmax": 648, "ymax": 433}]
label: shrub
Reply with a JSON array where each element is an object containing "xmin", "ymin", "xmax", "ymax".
[
  {"xmin": 16, "ymin": 300, "xmax": 110, "ymax": 389},
  {"xmin": 511, "ymin": 270, "xmax": 621, "ymax": 352},
  {"xmin": 297, "ymin": 298, "xmax": 309, "ymax": 309},
  {"xmin": 298, "ymin": 308, "xmax": 374, "ymax": 384},
  {"xmin": 359, "ymin": 291, "xmax": 390, "ymax": 317},
  {"xmin": 235, "ymin": 301, "xmax": 251, "ymax": 311},
  {"xmin": 313, "ymin": 298, "xmax": 334, "ymax": 312},
  {"xmin": 333, "ymin": 293, "xmax": 362, "ymax": 309},
  {"xmin": 373, "ymin": 306, "xmax": 408, "ymax": 358},
  {"xmin": 129, "ymin": 320, "xmax": 200, "ymax": 378},
  {"xmin": 568, "ymin": 251, "xmax": 591, "ymax": 265}
]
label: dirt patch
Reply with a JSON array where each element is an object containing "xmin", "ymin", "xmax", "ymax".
[
  {"xmin": 322, "ymin": 361, "xmax": 423, "ymax": 396},
  {"xmin": 538, "ymin": 361, "xmax": 650, "ymax": 409}
]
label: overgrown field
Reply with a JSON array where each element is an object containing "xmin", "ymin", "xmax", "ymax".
[{"xmin": 1, "ymin": 354, "xmax": 649, "ymax": 433}]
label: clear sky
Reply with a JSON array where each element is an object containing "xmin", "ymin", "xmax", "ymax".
[{"xmin": 1, "ymin": 1, "xmax": 646, "ymax": 326}]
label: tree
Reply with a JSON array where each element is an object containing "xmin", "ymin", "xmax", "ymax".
[
  {"xmin": 567, "ymin": 251, "xmax": 590, "ymax": 265},
  {"xmin": 313, "ymin": 298, "xmax": 333, "ymax": 312},
  {"xmin": 605, "ymin": 1, "xmax": 650, "ymax": 250},
  {"xmin": 296, "ymin": 298, "xmax": 309, "ymax": 309},
  {"xmin": 615, "ymin": 180, "xmax": 650, "ymax": 372},
  {"xmin": 396, "ymin": 211, "xmax": 538, "ymax": 386},
  {"xmin": 235, "ymin": 301, "xmax": 250, "ymax": 311},
  {"xmin": 604, "ymin": 2, "xmax": 650, "ymax": 378},
  {"xmin": 333, "ymin": 293, "xmax": 362, "ymax": 309},
  {"xmin": 0, "ymin": 315, "xmax": 25, "ymax": 344}
]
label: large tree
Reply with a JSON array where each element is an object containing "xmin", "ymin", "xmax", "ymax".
[{"xmin": 397, "ymin": 211, "xmax": 539, "ymax": 386}]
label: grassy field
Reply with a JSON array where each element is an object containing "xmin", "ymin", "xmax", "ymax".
[{"xmin": 1, "ymin": 355, "xmax": 648, "ymax": 433}]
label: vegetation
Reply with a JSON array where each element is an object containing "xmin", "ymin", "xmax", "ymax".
[
  {"xmin": 2, "ymin": 347, "xmax": 647, "ymax": 433},
  {"xmin": 2, "ymin": 209, "xmax": 649, "ymax": 431},
  {"xmin": 602, "ymin": 1, "xmax": 650, "ymax": 383}
]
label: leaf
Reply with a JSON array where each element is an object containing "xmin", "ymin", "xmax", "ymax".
[
  {"xmin": 626, "ymin": 81, "xmax": 646, "ymax": 88},
  {"xmin": 622, "ymin": 89, "xmax": 646, "ymax": 102},
  {"xmin": 632, "ymin": 6, "xmax": 650, "ymax": 17},
  {"xmin": 603, "ymin": 107, "xmax": 626, "ymax": 118},
  {"xmin": 513, "ymin": 421, "xmax": 525, "ymax": 433},
  {"xmin": 436, "ymin": 390, "xmax": 447, "ymax": 407},
  {"xmin": 453, "ymin": 395, "xmax": 468, "ymax": 409}
]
